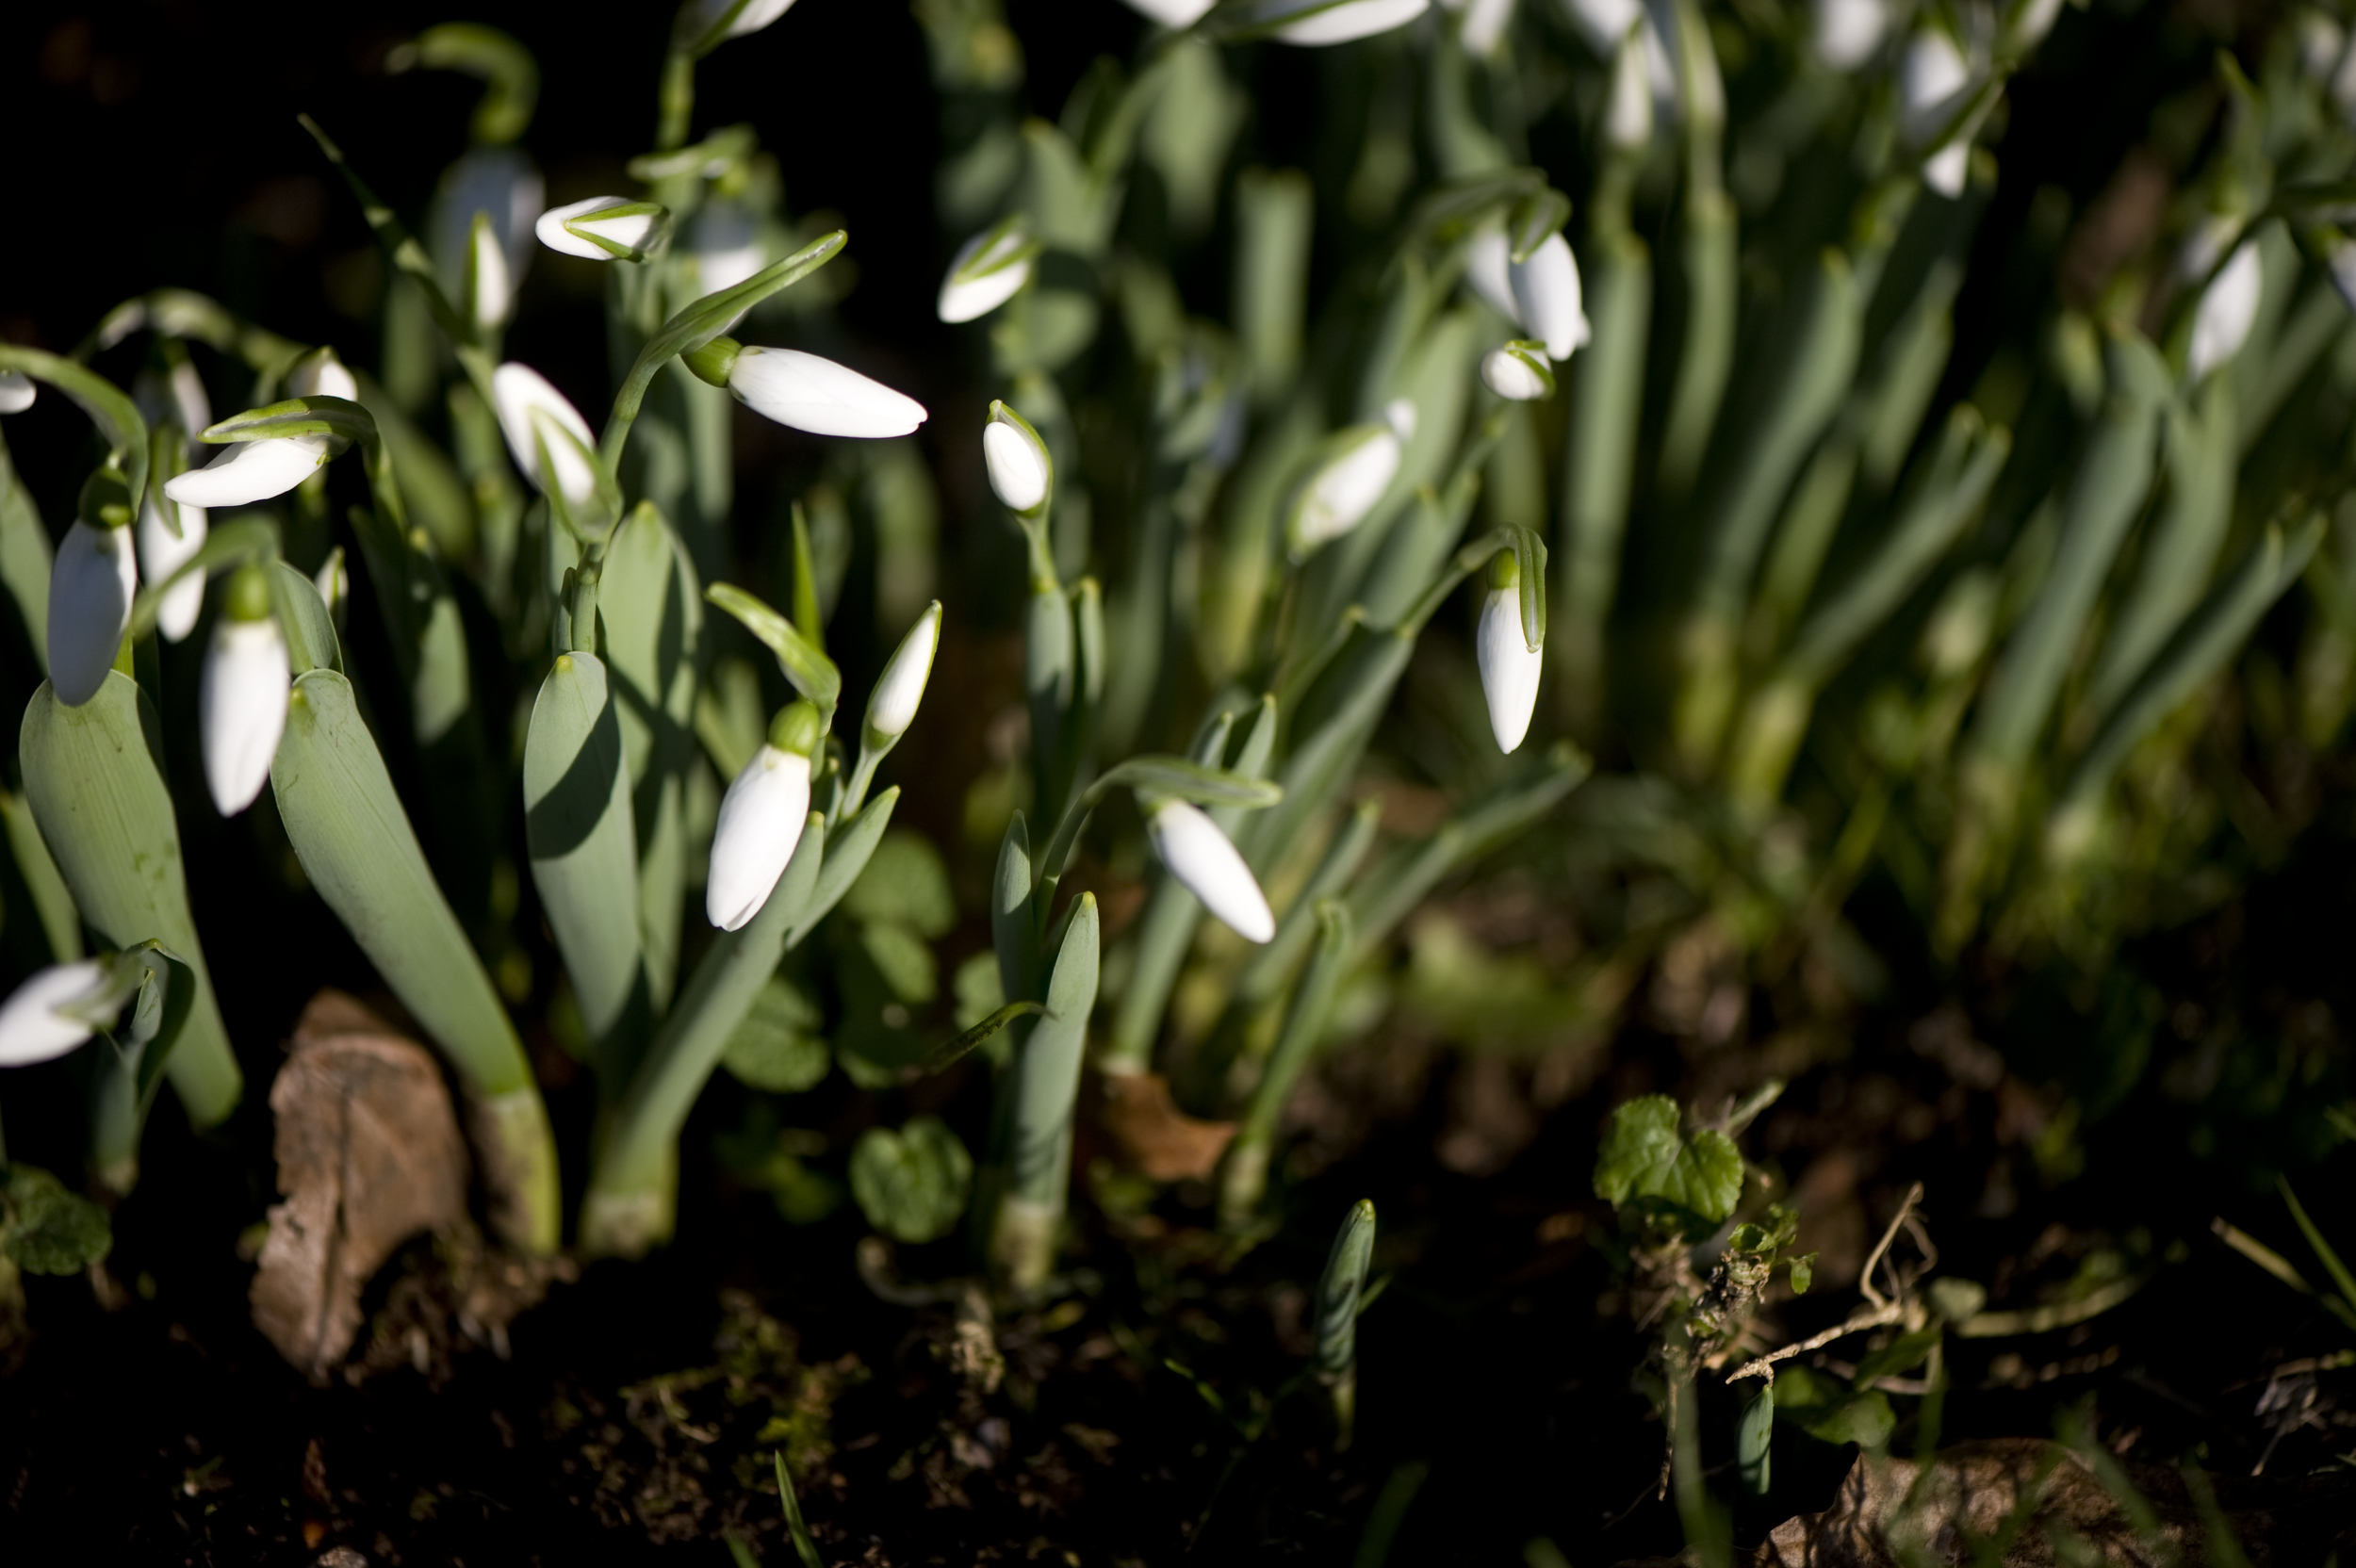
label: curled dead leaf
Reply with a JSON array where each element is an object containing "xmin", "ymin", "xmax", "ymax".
[
  {"xmin": 249, "ymin": 990, "xmax": 469, "ymax": 1381},
  {"xmin": 1095, "ymin": 1070, "xmax": 1236, "ymax": 1182}
]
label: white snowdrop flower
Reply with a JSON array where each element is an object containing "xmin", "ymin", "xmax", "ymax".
[
  {"xmin": 46, "ymin": 519, "xmax": 138, "ymax": 708},
  {"xmin": 1901, "ymin": 28, "xmax": 1975, "ymax": 198},
  {"xmin": 491, "ymin": 363, "xmax": 600, "ymax": 507},
  {"xmin": 134, "ymin": 360, "xmax": 210, "ymax": 435},
  {"xmin": 1559, "ymin": 0, "xmax": 1676, "ymax": 105},
  {"xmin": 535, "ymin": 196, "xmax": 664, "ymax": 262},
  {"xmin": 469, "ymin": 219, "xmax": 513, "ymax": 331},
  {"xmin": 1147, "ymin": 800, "xmax": 1274, "ymax": 942},
  {"xmin": 1476, "ymin": 554, "xmax": 1543, "ymax": 753},
  {"xmin": 1383, "ymin": 398, "xmax": 1418, "ymax": 441},
  {"xmin": 681, "ymin": 0, "xmax": 801, "ymax": 45},
  {"xmin": 1604, "ymin": 24, "xmax": 1655, "ymax": 148},
  {"xmin": 0, "ymin": 371, "xmax": 34, "ymax": 415},
  {"xmin": 286, "ymin": 350, "xmax": 359, "ymax": 403},
  {"xmin": 1259, "ymin": 0, "xmax": 1432, "ymax": 46},
  {"xmin": 1121, "ymin": 0, "xmax": 1219, "ymax": 24},
  {"xmin": 2003, "ymin": 0, "xmax": 2067, "ymax": 54},
  {"xmin": 0, "ymin": 960, "xmax": 110, "ymax": 1067},
  {"xmin": 1481, "ymin": 340, "xmax": 1557, "ymax": 400},
  {"xmin": 165, "ymin": 433, "xmax": 334, "ymax": 509},
  {"xmin": 199, "ymin": 568, "xmax": 290, "ymax": 816},
  {"xmin": 938, "ymin": 220, "xmax": 1036, "ymax": 324},
  {"xmin": 316, "ymin": 548, "xmax": 349, "ymax": 629},
  {"xmin": 706, "ymin": 703, "xmax": 820, "ymax": 931},
  {"xmin": 137, "ymin": 486, "xmax": 208, "ymax": 644},
  {"xmin": 690, "ymin": 199, "xmax": 766, "ymax": 295},
  {"xmin": 727, "ymin": 347, "xmax": 928, "ymax": 439},
  {"xmin": 1289, "ymin": 424, "xmax": 1401, "ymax": 553},
  {"xmin": 433, "ymin": 147, "xmax": 541, "ymax": 328},
  {"xmin": 984, "ymin": 401, "xmax": 1053, "ymax": 513},
  {"xmin": 1812, "ymin": 0, "xmax": 1886, "ymax": 70},
  {"xmin": 866, "ymin": 600, "xmax": 942, "ymax": 743},
  {"xmin": 1510, "ymin": 233, "xmax": 1591, "ymax": 361},
  {"xmin": 2188, "ymin": 239, "xmax": 2263, "ymax": 383},
  {"xmin": 1444, "ymin": 0, "xmax": 1516, "ymax": 55},
  {"xmin": 1464, "ymin": 228, "xmax": 1521, "ymax": 323}
]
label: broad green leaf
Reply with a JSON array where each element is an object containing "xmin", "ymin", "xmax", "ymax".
[
  {"xmin": 523, "ymin": 653, "xmax": 643, "ymax": 1058},
  {"xmin": 849, "ymin": 1116, "xmax": 974, "ymax": 1244},
  {"xmin": 270, "ymin": 561, "xmax": 341, "ymax": 676},
  {"xmin": 2, "ymin": 1164, "xmax": 112, "ymax": 1275},
  {"xmin": 720, "ymin": 977, "xmax": 829, "ymax": 1094},
  {"xmin": 1774, "ymin": 1366, "xmax": 1896, "ymax": 1450},
  {"xmin": 695, "ymin": 655, "xmax": 767, "ymax": 781},
  {"xmin": 842, "ymin": 829, "xmax": 956, "ymax": 938},
  {"xmin": 860, "ymin": 922, "xmax": 938, "ymax": 1006},
  {"xmin": 1850, "ymin": 1326, "xmax": 1943, "ymax": 1386},
  {"xmin": 0, "ymin": 428, "xmax": 52, "ymax": 671},
  {"xmin": 1592, "ymin": 1095, "xmax": 1743, "ymax": 1230},
  {"xmin": 21, "ymin": 673, "xmax": 240, "ymax": 1129}
]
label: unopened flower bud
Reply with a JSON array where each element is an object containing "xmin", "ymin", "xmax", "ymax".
[
  {"xmin": 491, "ymin": 362, "xmax": 601, "ymax": 506},
  {"xmin": 1288, "ymin": 423, "xmax": 1401, "ymax": 554},
  {"xmin": 690, "ymin": 199, "xmax": 765, "ymax": 294},
  {"xmin": 1475, "ymin": 552, "xmax": 1543, "ymax": 753},
  {"xmin": 199, "ymin": 565, "xmax": 290, "ymax": 816},
  {"xmin": 1464, "ymin": 227, "xmax": 1520, "ymax": 322},
  {"xmin": 1121, "ymin": 0, "xmax": 1218, "ymax": 23},
  {"xmin": 1257, "ymin": 0, "xmax": 1432, "ymax": 46},
  {"xmin": 1901, "ymin": 28, "xmax": 1974, "ymax": 198},
  {"xmin": 1811, "ymin": 0, "xmax": 1886, "ymax": 71},
  {"xmin": 1604, "ymin": 22, "xmax": 1654, "ymax": 148},
  {"xmin": 1147, "ymin": 800, "xmax": 1274, "ymax": 942},
  {"xmin": 984, "ymin": 401, "xmax": 1053, "ymax": 514},
  {"xmin": 138, "ymin": 482, "xmax": 208, "ymax": 644},
  {"xmin": 432, "ymin": 147, "xmax": 541, "ymax": 329},
  {"xmin": 680, "ymin": 0, "xmax": 801, "ymax": 48},
  {"xmin": 535, "ymin": 196, "xmax": 666, "ymax": 262},
  {"xmin": 164, "ymin": 433, "xmax": 335, "ymax": 509},
  {"xmin": 866, "ymin": 600, "xmax": 941, "ymax": 744},
  {"xmin": 1509, "ymin": 233, "xmax": 1590, "ymax": 362},
  {"xmin": 0, "ymin": 371, "xmax": 34, "ymax": 416},
  {"xmin": 1481, "ymin": 341, "xmax": 1557, "ymax": 400},
  {"xmin": 2188, "ymin": 237, "xmax": 2263, "ymax": 383},
  {"xmin": 718, "ymin": 344, "xmax": 928, "ymax": 439},
  {"xmin": 939, "ymin": 220, "xmax": 1037, "ymax": 324},
  {"xmin": 706, "ymin": 701, "xmax": 822, "ymax": 931},
  {"xmin": 0, "ymin": 959, "xmax": 111, "ymax": 1067},
  {"xmin": 286, "ymin": 348, "xmax": 360, "ymax": 402},
  {"xmin": 47, "ymin": 505, "xmax": 139, "ymax": 708}
]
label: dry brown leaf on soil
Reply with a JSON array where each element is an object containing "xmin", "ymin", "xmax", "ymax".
[
  {"xmin": 1742, "ymin": 1437, "xmax": 2356, "ymax": 1566},
  {"xmin": 1094, "ymin": 1071, "xmax": 1235, "ymax": 1181},
  {"xmin": 249, "ymin": 989, "xmax": 469, "ymax": 1381}
]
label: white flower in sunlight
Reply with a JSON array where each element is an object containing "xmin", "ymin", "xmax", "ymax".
[
  {"xmin": 491, "ymin": 363, "xmax": 601, "ymax": 506},
  {"xmin": 1481, "ymin": 340, "xmax": 1557, "ymax": 400},
  {"xmin": 137, "ymin": 486, "xmax": 208, "ymax": 644},
  {"xmin": 866, "ymin": 601, "xmax": 942, "ymax": 743},
  {"xmin": 984, "ymin": 403, "xmax": 1053, "ymax": 513},
  {"xmin": 1811, "ymin": 0, "xmax": 1886, "ymax": 71},
  {"xmin": 199, "ymin": 578, "xmax": 290, "ymax": 816},
  {"xmin": 286, "ymin": 350, "xmax": 359, "ymax": 403},
  {"xmin": 0, "ymin": 371, "xmax": 34, "ymax": 416},
  {"xmin": 2187, "ymin": 239, "xmax": 2263, "ymax": 383},
  {"xmin": 1476, "ymin": 558, "xmax": 1544, "ymax": 753},
  {"xmin": 1288, "ymin": 423, "xmax": 1401, "ymax": 554},
  {"xmin": 433, "ymin": 147, "xmax": 542, "ymax": 327},
  {"xmin": 939, "ymin": 220, "xmax": 1036, "ymax": 324},
  {"xmin": 1121, "ymin": 0, "xmax": 1219, "ymax": 26},
  {"xmin": 1901, "ymin": 28, "xmax": 1976, "ymax": 198},
  {"xmin": 0, "ymin": 960, "xmax": 110, "ymax": 1067},
  {"xmin": 1443, "ymin": 0, "xmax": 1516, "ymax": 56},
  {"xmin": 535, "ymin": 196, "xmax": 665, "ymax": 262},
  {"xmin": 1249, "ymin": 0, "xmax": 1433, "ymax": 46},
  {"xmin": 1148, "ymin": 801, "xmax": 1274, "ymax": 942},
  {"xmin": 46, "ymin": 519, "xmax": 138, "ymax": 708},
  {"xmin": 1464, "ymin": 228, "xmax": 1521, "ymax": 323},
  {"xmin": 165, "ymin": 434, "xmax": 333, "ymax": 510},
  {"xmin": 707, "ymin": 739, "xmax": 813, "ymax": 931},
  {"xmin": 1510, "ymin": 233, "xmax": 1590, "ymax": 361},
  {"xmin": 691, "ymin": 200, "xmax": 766, "ymax": 294},
  {"xmin": 728, "ymin": 348, "xmax": 928, "ymax": 438}
]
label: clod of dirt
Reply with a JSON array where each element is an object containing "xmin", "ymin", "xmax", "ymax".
[
  {"xmin": 1744, "ymin": 1437, "xmax": 2356, "ymax": 1565},
  {"xmin": 250, "ymin": 990, "xmax": 470, "ymax": 1381},
  {"xmin": 1094, "ymin": 1071, "xmax": 1235, "ymax": 1181}
]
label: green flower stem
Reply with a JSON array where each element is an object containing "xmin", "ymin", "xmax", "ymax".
[
  {"xmin": 1219, "ymin": 899, "xmax": 1350, "ymax": 1226},
  {"xmin": 656, "ymin": 47, "xmax": 695, "ymax": 153},
  {"xmin": 581, "ymin": 813, "xmax": 826, "ymax": 1257},
  {"xmin": 0, "ymin": 792, "xmax": 83, "ymax": 963},
  {"xmin": 1555, "ymin": 228, "xmax": 1650, "ymax": 736},
  {"xmin": 990, "ymin": 892, "xmax": 1100, "ymax": 1297}
]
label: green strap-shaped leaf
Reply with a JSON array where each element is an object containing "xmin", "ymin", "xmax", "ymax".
[
  {"xmin": 992, "ymin": 891, "xmax": 1101, "ymax": 1293},
  {"xmin": 523, "ymin": 653, "xmax": 644, "ymax": 1067},
  {"xmin": 20, "ymin": 672, "xmax": 241, "ymax": 1130},
  {"xmin": 0, "ymin": 428, "xmax": 53, "ymax": 672},
  {"xmin": 786, "ymin": 788, "xmax": 899, "ymax": 949},
  {"xmin": 0, "ymin": 791, "xmax": 81, "ymax": 962},
  {"xmin": 271, "ymin": 562, "xmax": 342, "ymax": 677},
  {"xmin": 707, "ymin": 581, "xmax": 843, "ymax": 715}
]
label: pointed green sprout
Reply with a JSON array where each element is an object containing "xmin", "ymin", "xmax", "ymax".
[{"xmin": 1316, "ymin": 1199, "xmax": 1376, "ymax": 1448}]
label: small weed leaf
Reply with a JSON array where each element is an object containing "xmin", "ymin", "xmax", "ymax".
[
  {"xmin": 720, "ymin": 977, "xmax": 830, "ymax": 1094},
  {"xmin": 2, "ymin": 1163, "xmax": 114, "ymax": 1276},
  {"xmin": 849, "ymin": 1116, "xmax": 973, "ymax": 1244},
  {"xmin": 1592, "ymin": 1096, "xmax": 1743, "ymax": 1233}
]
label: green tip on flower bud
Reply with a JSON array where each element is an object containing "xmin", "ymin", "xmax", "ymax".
[
  {"xmin": 1487, "ymin": 549, "xmax": 1519, "ymax": 591},
  {"xmin": 684, "ymin": 335, "xmax": 743, "ymax": 389},
  {"xmin": 222, "ymin": 563, "xmax": 275, "ymax": 623},
  {"xmin": 79, "ymin": 466, "xmax": 136, "ymax": 531},
  {"xmin": 768, "ymin": 698, "xmax": 824, "ymax": 757}
]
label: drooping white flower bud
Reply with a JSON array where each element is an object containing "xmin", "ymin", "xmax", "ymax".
[
  {"xmin": 47, "ymin": 516, "xmax": 139, "ymax": 708},
  {"xmin": 1481, "ymin": 340, "xmax": 1557, "ymax": 400},
  {"xmin": 1384, "ymin": 397, "xmax": 1418, "ymax": 441},
  {"xmin": 1475, "ymin": 552, "xmax": 1543, "ymax": 753},
  {"xmin": 2188, "ymin": 238, "xmax": 2263, "ymax": 383},
  {"xmin": 164, "ymin": 434, "xmax": 334, "ymax": 509},
  {"xmin": 866, "ymin": 600, "xmax": 942, "ymax": 744},
  {"xmin": 1260, "ymin": 0, "xmax": 1432, "ymax": 45},
  {"xmin": 1121, "ymin": 0, "xmax": 1219, "ymax": 23},
  {"xmin": 1147, "ymin": 800, "xmax": 1274, "ymax": 942},
  {"xmin": 1288, "ymin": 424, "xmax": 1402, "ymax": 554},
  {"xmin": 316, "ymin": 547, "xmax": 349, "ymax": 630},
  {"xmin": 491, "ymin": 362, "xmax": 601, "ymax": 506},
  {"xmin": 938, "ymin": 220, "xmax": 1037, "ymax": 324},
  {"xmin": 0, "ymin": 959, "xmax": 110, "ymax": 1067},
  {"xmin": 680, "ymin": 0, "xmax": 801, "ymax": 47},
  {"xmin": 985, "ymin": 401, "xmax": 1053, "ymax": 513},
  {"xmin": 1901, "ymin": 28, "xmax": 1975, "ymax": 198},
  {"xmin": 286, "ymin": 348, "xmax": 360, "ymax": 402},
  {"xmin": 0, "ymin": 371, "xmax": 34, "ymax": 415},
  {"xmin": 535, "ymin": 195, "xmax": 666, "ymax": 262},
  {"xmin": 706, "ymin": 702, "xmax": 820, "ymax": 931},
  {"xmin": 1604, "ymin": 23, "xmax": 1655, "ymax": 148},
  {"xmin": 432, "ymin": 147, "xmax": 541, "ymax": 329},
  {"xmin": 469, "ymin": 215, "xmax": 512, "ymax": 332},
  {"xmin": 1444, "ymin": 0, "xmax": 1516, "ymax": 56},
  {"xmin": 134, "ymin": 360, "xmax": 210, "ymax": 435},
  {"xmin": 1509, "ymin": 233, "xmax": 1591, "ymax": 361},
  {"xmin": 1464, "ymin": 227, "xmax": 1521, "ymax": 323},
  {"xmin": 199, "ymin": 565, "xmax": 290, "ymax": 816},
  {"xmin": 690, "ymin": 199, "xmax": 765, "ymax": 295},
  {"xmin": 725, "ymin": 347, "xmax": 928, "ymax": 439},
  {"xmin": 1811, "ymin": 0, "xmax": 1886, "ymax": 70},
  {"xmin": 138, "ymin": 483, "xmax": 208, "ymax": 644}
]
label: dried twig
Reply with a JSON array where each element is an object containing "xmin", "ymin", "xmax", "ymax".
[{"xmin": 1726, "ymin": 1184, "xmax": 1925, "ymax": 1384}]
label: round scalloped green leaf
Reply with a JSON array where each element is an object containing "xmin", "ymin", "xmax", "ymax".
[
  {"xmin": 1592, "ymin": 1095, "xmax": 1743, "ymax": 1230},
  {"xmin": 3, "ymin": 1164, "xmax": 113, "ymax": 1276},
  {"xmin": 849, "ymin": 1116, "xmax": 973, "ymax": 1245},
  {"xmin": 720, "ymin": 977, "xmax": 829, "ymax": 1094}
]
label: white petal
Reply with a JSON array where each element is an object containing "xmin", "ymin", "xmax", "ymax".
[
  {"xmin": 706, "ymin": 745, "xmax": 812, "ymax": 930},
  {"xmin": 434, "ymin": 148, "xmax": 541, "ymax": 300},
  {"xmin": 1901, "ymin": 29, "xmax": 1972, "ymax": 144},
  {"xmin": 984, "ymin": 420, "xmax": 1049, "ymax": 511},
  {"xmin": 1384, "ymin": 397, "xmax": 1419, "ymax": 440},
  {"xmin": 491, "ymin": 363, "xmax": 600, "ymax": 504},
  {"xmin": 1297, "ymin": 428, "xmax": 1401, "ymax": 548},
  {"xmin": 1556, "ymin": 0, "xmax": 1644, "ymax": 53},
  {"xmin": 46, "ymin": 521, "xmax": 139, "ymax": 708},
  {"xmin": 286, "ymin": 355, "xmax": 358, "ymax": 402},
  {"xmin": 1476, "ymin": 586, "xmax": 1544, "ymax": 752},
  {"xmin": 471, "ymin": 220, "xmax": 513, "ymax": 329},
  {"xmin": 939, "ymin": 227, "xmax": 1034, "ymax": 323},
  {"xmin": 163, "ymin": 434, "xmax": 332, "ymax": 509},
  {"xmin": 0, "ymin": 370, "xmax": 34, "ymax": 415},
  {"xmin": 1509, "ymin": 234, "xmax": 1590, "ymax": 361},
  {"xmin": 1459, "ymin": 0, "xmax": 1514, "ymax": 55},
  {"xmin": 728, "ymin": 0, "xmax": 800, "ymax": 35},
  {"xmin": 1481, "ymin": 346, "xmax": 1551, "ymax": 400},
  {"xmin": 1149, "ymin": 802, "xmax": 1274, "ymax": 942},
  {"xmin": 1604, "ymin": 25, "xmax": 1655, "ymax": 148},
  {"xmin": 868, "ymin": 602, "xmax": 941, "ymax": 740},
  {"xmin": 1464, "ymin": 229, "xmax": 1521, "ymax": 324},
  {"xmin": 728, "ymin": 348, "xmax": 928, "ymax": 439},
  {"xmin": 0, "ymin": 960, "xmax": 108, "ymax": 1067},
  {"xmin": 2189, "ymin": 239, "xmax": 2264, "ymax": 383},
  {"xmin": 200, "ymin": 618, "xmax": 290, "ymax": 815},
  {"xmin": 1272, "ymin": 0, "xmax": 1432, "ymax": 45},
  {"xmin": 1924, "ymin": 142, "xmax": 1970, "ymax": 197},
  {"xmin": 137, "ymin": 494, "xmax": 209, "ymax": 643},
  {"xmin": 692, "ymin": 200, "xmax": 765, "ymax": 294},
  {"xmin": 1811, "ymin": 0, "xmax": 1886, "ymax": 70},
  {"xmin": 1121, "ymin": 0, "xmax": 1219, "ymax": 22}
]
